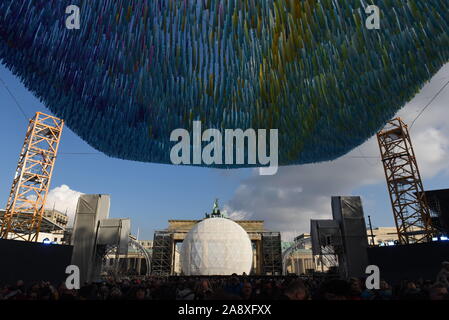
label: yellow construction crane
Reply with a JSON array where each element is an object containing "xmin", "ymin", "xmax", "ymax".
[
  {"xmin": 0, "ymin": 112, "xmax": 64, "ymax": 241},
  {"xmin": 377, "ymin": 118, "xmax": 436, "ymax": 244}
]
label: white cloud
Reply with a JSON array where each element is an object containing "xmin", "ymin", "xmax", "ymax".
[
  {"xmin": 281, "ymin": 231, "xmax": 304, "ymax": 242},
  {"xmin": 222, "ymin": 205, "xmax": 252, "ymax": 220},
  {"xmin": 45, "ymin": 184, "xmax": 83, "ymax": 226},
  {"xmin": 412, "ymin": 128, "xmax": 449, "ymax": 177},
  {"xmin": 225, "ymin": 63, "xmax": 449, "ymax": 237}
]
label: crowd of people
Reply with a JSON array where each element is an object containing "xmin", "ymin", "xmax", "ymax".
[{"xmin": 1, "ymin": 262, "xmax": 448, "ymax": 301}]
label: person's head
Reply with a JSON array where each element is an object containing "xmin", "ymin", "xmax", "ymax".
[
  {"xmin": 422, "ymin": 280, "xmax": 433, "ymax": 290},
  {"xmin": 321, "ymin": 280, "xmax": 350, "ymax": 300},
  {"xmin": 186, "ymin": 280, "xmax": 196, "ymax": 291},
  {"xmin": 284, "ymin": 280, "xmax": 307, "ymax": 300},
  {"xmin": 200, "ymin": 280, "xmax": 211, "ymax": 291},
  {"xmin": 406, "ymin": 281, "xmax": 416, "ymax": 290},
  {"xmin": 153, "ymin": 280, "xmax": 161, "ymax": 289},
  {"xmin": 177, "ymin": 279, "xmax": 185, "ymax": 291},
  {"xmin": 207, "ymin": 288, "xmax": 242, "ymax": 300},
  {"xmin": 349, "ymin": 278, "xmax": 362, "ymax": 294},
  {"xmin": 39, "ymin": 286, "xmax": 53, "ymax": 300},
  {"xmin": 442, "ymin": 261, "xmax": 449, "ymax": 271},
  {"xmin": 122, "ymin": 279, "xmax": 130, "ymax": 288},
  {"xmin": 30, "ymin": 283, "xmax": 40, "ymax": 292},
  {"xmin": 135, "ymin": 287, "xmax": 146, "ymax": 300},
  {"xmin": 241, "ymin": 281, "xmax": 252, "ymax": 299},
  {"xmin": 110, "ymin": 287, "xmax": 122, "ymax": 299},
  {"xmin": 263, "ymin": 281, "xmax": 272, "ymax": 290},
  {"xmin": 380, "ymin": 280, "xmax": 389, "ymax": 291},
  {"xmin": 429, "ymin": 284, "xmax": 448, "ymax": 300},
  {"xmin": 100, "ymin": 284, "xmax": 109, "ymax": 296},
  {"xmin": 16, "ymin": 280, "xmax": 24, "ymax": 288}
]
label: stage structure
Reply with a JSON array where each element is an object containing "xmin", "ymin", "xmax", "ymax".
[
  {"xmin": 423, "ymin": 189, "xmax": 449, "ymax": 236},
  {"xmin": 311, "ymin": 196, "xmax": 370, "ymax": 278},
  {"xmin": 151, "ymin": 219, "xmax": 282, "ymax": 276},
  {"xmin": 101, "ymin": 235, "xmax": 152, "ymax": 277},
  {"xmin": 71, "ymin": 194, "xmax": 130, "ymax": 284},
  {"xmin": 377, "ymin": 118, "xmax": 436, "ymax": 244},
  {"xmin": 261, "ymin": 232, "xmax": 283, "ymax": 275},
  {"xmin": 310, "ymin": 220, "xmax": 342, "ymax": 272},
  {"xmin": 150, "ymin": 231, "xmax": 173, "ymax": 276},
  {"xmin": 282, "ymin": 235, "xmax": 315, "ymax": 275},
  {"xmin": 331, "ymin": 196, "xmax": 370, "ymax": 279},
  {"xmin": 0, "ymin": 112, "xmax": 63, "ymax": 241}
]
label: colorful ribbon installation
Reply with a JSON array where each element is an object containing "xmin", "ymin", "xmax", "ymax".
[{"xmin": 0, "ymin": 0, "xmax": 448, "ymax": 167}]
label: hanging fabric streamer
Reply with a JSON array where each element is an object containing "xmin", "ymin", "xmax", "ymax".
[{"xmin": 0, "ymin": 0, "xmax": 448, "ymax": 167}]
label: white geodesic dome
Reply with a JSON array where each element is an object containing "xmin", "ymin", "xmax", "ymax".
[{"xmin": 180, "ymin": 217, "xmax": 253, "ymax": 276}]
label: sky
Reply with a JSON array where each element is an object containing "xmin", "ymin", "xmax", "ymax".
[{"xmin": 1, "ymin": 62, "xmax": 449, "ymax": 241}]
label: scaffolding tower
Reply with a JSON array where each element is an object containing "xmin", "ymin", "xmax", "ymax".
[
  {"xmin": 377, "ymin": 118, "xmax": 435, "ymax": 244},
  {"xmin": 261, "ymin": 232, "xmax": 283, "ymax": 275},
  {"xmin": 150, "ymin": 231, "xmax": 174, "ymax": 276},
  {"xmin": 0, "ymin": 112, "xmax": 64, "ymax": 241}
]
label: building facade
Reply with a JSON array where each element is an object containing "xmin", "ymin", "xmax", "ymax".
[
  {"xmin": 0, "ymin": 208, "xmax": 68, "ymax": 244},
  {"xmin": 151, "ymin": 218, "xmax": 283, "ymax": 276}
]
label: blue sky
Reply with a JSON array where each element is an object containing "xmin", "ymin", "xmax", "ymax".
[{"xmin": 1, "ymin": 62, "xmax": 449, "ymax": 240}]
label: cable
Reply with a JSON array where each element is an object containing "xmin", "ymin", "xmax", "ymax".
[
  {"xmin": 59, "ymin": 152, "xmax": 102, "ymax": 155},
  {"xmin": 356, "ymin": 148, "xmax": 379, "ymax": 167},
  {"xmin": 0, "ymin": 76, "xmax": 29, "ymax": 121},
  {"xmin": 0, "ymin": 79, "xmax": 101, "ymax": 156},
  {"xmin": 410, "ymin": 78, "xmax": 449, "ymax": 129},
  {"xmin": 347, "ymin": 77, "xmax": 449, "ymax": 164},
  {"xmin": 347, "ymin": 156, "xmax": 379, "ymax": 159}
]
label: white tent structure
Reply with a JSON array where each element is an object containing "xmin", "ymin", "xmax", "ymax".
[{"xmin": 180, "ymin": 217, "xmax": 253, "ymax": 276}]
